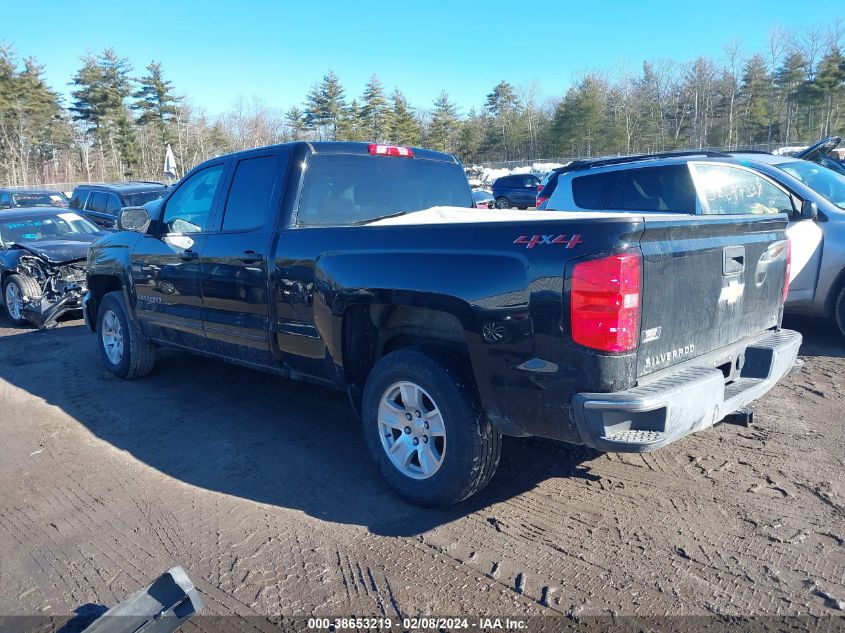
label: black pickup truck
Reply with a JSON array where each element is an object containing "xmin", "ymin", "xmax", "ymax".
[{"xmin": 83, "ymin": 141, "xmax": 801, "ymax": 507}]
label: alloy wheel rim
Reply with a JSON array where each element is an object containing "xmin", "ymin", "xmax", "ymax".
[
  {"xmin": 5, "ymin": 284, "xmax": 22, "ymax": 321},
  {"xmin": 377, "ymin": 381, "xmax": 446, "ymax": 480},
  {"xmin": 101, "ymin": 310, "xmax": 124, "ymax": 365}
]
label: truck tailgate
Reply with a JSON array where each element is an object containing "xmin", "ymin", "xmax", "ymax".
[{"xmin": 637, "ymin": 214, "xmax": 788, "ymax": 378}]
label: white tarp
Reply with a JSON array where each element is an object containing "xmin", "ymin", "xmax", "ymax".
[{"xmin": 163, "ymin": 144, "xmax": 178, "ymax": 179}]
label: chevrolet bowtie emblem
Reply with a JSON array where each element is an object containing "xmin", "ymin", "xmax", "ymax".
[{"xmin": 719, "ymin": 280, "xmax": 745, "ymax": 305}]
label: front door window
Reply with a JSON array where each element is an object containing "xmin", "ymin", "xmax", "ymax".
[{"xmin": 162, "ymin": 164, "xmax": 225, "ymax": 233}]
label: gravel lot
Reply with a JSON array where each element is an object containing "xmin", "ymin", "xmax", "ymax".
[{"xmin": 0, "ymin": 313, "xmax": 843, "ymax": 626}]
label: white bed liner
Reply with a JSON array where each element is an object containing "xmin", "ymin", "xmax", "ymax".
[{"xmin": 365, "ymin": 206, "xmax": 677, "ymax": 226}]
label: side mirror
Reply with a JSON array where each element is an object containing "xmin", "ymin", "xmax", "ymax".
[
  {"xmin": 800, "ymin": 200, "xmax": 819, "ymax": 221},
  {"xmin": 118, "ymin": 206, "xmax": 151, "ymax": 232}
]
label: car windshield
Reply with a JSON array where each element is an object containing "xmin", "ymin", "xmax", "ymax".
[
  {"xmin": 0, "ymin": 211, "xmax": 99, "ymax": 245},
  {"xmin": 11, "ymin": 192, "xmax": 68, "ymax": 207},
  {"xmin": 123, "ymin": 190, "xmax": 166, "ymax": 207},
  {"xmin": 297, "ymin": 155, "xmax": 473, "ymax": 225},
  {"xmin": 778, "ymin": 160, "xmax": 845, "ymax": 210}
]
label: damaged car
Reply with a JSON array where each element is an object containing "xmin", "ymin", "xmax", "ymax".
[{"xmin": 0, "ymin": 209, "xmax": 106, "ymax": 328}]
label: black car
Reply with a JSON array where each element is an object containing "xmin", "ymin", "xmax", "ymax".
[
  {"xmin": 0, "ymin": 189, "xmax": 69, "ymax": 210},
  {"xmin": 491, "ymin": 173, "xmax": 541, "ymax": 209},
  {"xmin": 0, "ymin": 208, "xmax": 105, "ymax": 328},
  {"xmin": 69, "ymin": 182, "xmax": 167, "ymax": 228}
]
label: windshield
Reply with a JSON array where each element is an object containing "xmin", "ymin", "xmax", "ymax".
[
  {"xmin": 0, "ymin": 211, "xmax": 99, "ymax": 245},
  {"xmin": 11, "ymin": 192, "xmax": 69, "ymax": 208},
  {"xmin": 123, "ymin": 190, "xmax": 166, "ymax": 207},
  {"xmin": 297, "ymin": 155, "xmax": 473, "ymax": 226},
  {"xmin": 778, "ymin": 160, "xmax": 845, "ymax": 210}
]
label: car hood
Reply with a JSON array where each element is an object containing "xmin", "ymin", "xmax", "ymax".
[{"xmin": 11, "ymin": 234, "xmax": 106, "ymax": 263}]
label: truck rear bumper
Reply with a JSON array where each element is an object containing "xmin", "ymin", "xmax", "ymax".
[{"xmin": 571, "ymin": 329, "xmax": 802, "ymax": 453}]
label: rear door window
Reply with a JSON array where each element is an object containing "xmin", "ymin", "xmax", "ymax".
[
  {"xmin": 123, "ymin": 190, "xmax": 166, "ymax": 207},
  {"xmin": 691, "ymin": 164, "xmax": 794, "ymax": 215},
  {"xmin": 69, "ymin": 190, "xmax": 89, "ymax": 210},
  {"xmin": 572, "ymin": 172, "xmax": 622, "ymax": 209},
  {"xmin": 86, "ymin": 192, "xmax": 108, "ymax": 213},
  {"xmin": 105, "ymin": 193, "xmax": 122, "ymax": 215},
  {"xmin": 618, "ymin": 165, "xmax": 697, "ymax": 213},
  {"xmin": 221, "ymin": 153, "xmax": 285, "ymax": 231}
]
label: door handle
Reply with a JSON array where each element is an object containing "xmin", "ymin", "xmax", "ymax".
[
  {"xmin": 240, "ymin": 251, "xmax": 264, "ymax": 264},
  {"xmin": 722, "ymin": 245, "xmax": 745, "ymax": 275},
  {"xmin": 179, "ymin": 250, "xmax": 198, "ymax": 261}
]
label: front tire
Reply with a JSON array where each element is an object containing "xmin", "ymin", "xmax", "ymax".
[
  {"xmin": 3, "ymin": 274, "xmax": 40, "ymax": 326},
  {"xmin": 495, "ymin": 197, "xmax": 510, "ymax": 209},
  {"xmin": 96, "ymin": 291, "xmax": 156, "ymax": 379},
  {"xmin": 362, "ymin": 348, "xmax": 501, "ymax": 507},
  {"xmin": 834, "ymin": 285, "xmax": 845, "ymax": 338}
]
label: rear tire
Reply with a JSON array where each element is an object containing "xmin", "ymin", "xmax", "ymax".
[
  {"xmin": 495, "ymin": 197, "xmax": 510, "ymax": 209},
  {"xmin": 834, "ymin": 285, "xmax": 845, "ymax": 338},
  {"xmin": 3, "ymin": 274, "xmax": 40, "ymax": 326},
  {"xmin": 362, "ymin": 348, "xmax": 501, "ymax": 507},
  {"xmin": 96, "ymin": 291, "xmax": 156, "ymax": 379}
]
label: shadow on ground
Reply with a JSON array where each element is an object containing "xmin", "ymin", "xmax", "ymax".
[
  {"xmin": 0, "ymin": 317, "xmax": 600, "ymax": 537},
  {"xmin": 3, "ymin": 313, "xmax": 839, "ymax": 536},
  {"xmin": 782, "ymin": 314, "xmax": 845, "ymax": 358}
]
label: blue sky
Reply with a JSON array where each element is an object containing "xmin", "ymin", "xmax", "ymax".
[{"xmin": 4, "ymin": 1, "xmax": 843, "ymax": 116}]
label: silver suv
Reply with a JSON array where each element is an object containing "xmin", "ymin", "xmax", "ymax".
[{"xmin": 543, "ymin": 151, "xmax": 845, "ymax": 336}]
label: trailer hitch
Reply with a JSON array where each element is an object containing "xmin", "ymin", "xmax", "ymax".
[{"xmin": 723, "ymin": 406, "xmax": 754, "ymax": 427}]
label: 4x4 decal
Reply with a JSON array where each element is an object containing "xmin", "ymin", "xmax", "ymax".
[{"xmin": 513, "ymin": 234, "xmax": 583, "ymax": 249}]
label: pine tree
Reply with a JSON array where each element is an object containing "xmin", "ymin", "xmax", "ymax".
[
  {"xmin": 775, "ymin": 51, "xmax": 808, "ymax": 143},
  {"xmin": 387, "ymin": 89, "xmax": 420, "ymax": 146},
  {"xmin": 483, "ymin": 81, "xmax": 520, "ymax": 160},
  {"xmin": 815, "ymin": 47, "xmax": 845, "ymax": 137},
  {"xmin": 338, "ymin": 99, "xmax": 366, "ymax": 141},
  {"xmin": 739, "ymin": 54, "xmax": 772, "ymax": 144},
  {"xmin": 284, "ymin": 106, "xmax": 306, "ymax": 140},
  {"xmin": 360, "ymin": 74, "xmax": 389, "ymax": 142},
  {"xmin": 427, "ymin": 91, "xmax": 459, "ymax": 152},
  {"xmin": 455, "ymin": 109, "xmax": 483, "ymax": 160},
  {"xmin": 304, "ymin": 70, "xmax": 346, "ymax": 140},
  {"xmin": 71, "ymin": 49, "xmax": 138, "ymax": 177},
  {"xmin": 132, "ymin": 61, "xmax": 180, "ymax": 146},
  {"xmin": 0, "ymin": 50, "xmax": 65, "ymax": 185},
  {"xmin": 549, "ymin": 76, "xmax": 606, "ymax": 156}
]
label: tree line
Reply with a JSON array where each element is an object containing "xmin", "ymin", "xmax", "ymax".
[{"xmin": 0, "ymin": 21, "xmax": 844, "ymax": 187}]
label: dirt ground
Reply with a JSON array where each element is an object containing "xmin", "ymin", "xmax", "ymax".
[{"xmin": 0, "ymin": 313, "xmax": 843, "ymax": 627}]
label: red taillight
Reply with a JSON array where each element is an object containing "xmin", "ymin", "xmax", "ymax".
[
  {"xmin": 570, "ymin": 253, "xmax": 641, "ymax": 352},
  {"xmin": 537, "ymin": 184, "xmax": 543, "ymax": 193},
  {"xmin": 368, "ymin": 143, "xmax": 413, "ymax": 158},
  {"xmin": 783, "ymin": 238, "xmax": 791, "ymax": 303},
  {"xmin": 537, "ymin": 196, "xmax": 549, "ymax": 207}
]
